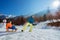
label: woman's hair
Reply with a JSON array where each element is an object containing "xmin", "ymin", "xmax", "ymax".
[{"xmin": 6, "ymin": 19, "xmax": 11, "ymax": 23}]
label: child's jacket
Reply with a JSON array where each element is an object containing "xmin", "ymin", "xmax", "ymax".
[
  {"xmin": 6, "ymin": 23, "xmax": 12, "ymax": 29},
  {"xmin": 27, "ymin": 16, "xmax": 34, "ymax": 24}
]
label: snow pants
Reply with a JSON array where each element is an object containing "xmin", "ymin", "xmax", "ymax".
[
  {"xmin": 8, "ymin": 26, "xmax": 17, "ymax": 30},
  {"xmin": 22, "ymin": 22, "xmax": 33, "ymax": 32}
]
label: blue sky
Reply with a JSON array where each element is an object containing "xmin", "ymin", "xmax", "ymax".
[{"xmin": 0, "ymin": 0, "xmax": 56, "ymax": 16}]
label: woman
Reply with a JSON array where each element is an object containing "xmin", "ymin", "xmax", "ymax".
[
  {"xmin": 21, "ymin": 16, "xmax": 35, "ymax": 32},
  {"xmin": 6, "ymin": 20, "xmax": 17, "ymax": 32}
]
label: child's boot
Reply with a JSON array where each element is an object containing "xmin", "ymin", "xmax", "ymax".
[{"xmin": 21, "ymin": 30, "xmax": 24, "ymax": 32}]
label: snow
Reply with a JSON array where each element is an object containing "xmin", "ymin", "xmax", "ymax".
[
  {"xmin": 0, "ymin": 29, "xmax": 60, "ymax": 40},
  {"xmin": 0, "ymin": 20, "xmax": 60, "ymax": 40}
]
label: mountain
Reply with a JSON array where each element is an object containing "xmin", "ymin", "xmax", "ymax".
[
  {"xmin": 0, "ymin": 14, "xmax": 16, "ymax": 19},
  {"xmin": 0, "ymin": 14, "xmax": 6, "ymax": 19},
  {"xmin": 6, "ymin": 15, "xmax": 16, "ymax": 19},
  {"xmin": 31, "ymin": 9, "xmax": 58, "ymax": 17},
  {"xmin": 34, "ymin": 10, "xmax": 48, "ymax": 17}
]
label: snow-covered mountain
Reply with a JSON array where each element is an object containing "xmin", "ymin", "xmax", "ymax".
[
  {"xmin": 0, "ymin": 14, "xmax": 16, "ymax": 19},
  {"xmin": 0, "ymin": 14, "xmax": 6, "ymax": 19},
  {"xmin": 7, "ymin": 15, "xmax": 16, "ymax": 18}
]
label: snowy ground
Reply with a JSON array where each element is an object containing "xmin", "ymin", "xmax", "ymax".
[{"xmin": 0, "ymin": 20, "xmax": 60, "ymax": 40}]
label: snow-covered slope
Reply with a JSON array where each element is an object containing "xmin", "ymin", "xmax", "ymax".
[
  {"xmin": 0, "ymin": 28, "xmax": 60, "ymax": 40},
  {"xmin": 0, "ymin": 20, "xmax": 60, "ymax": 40}
]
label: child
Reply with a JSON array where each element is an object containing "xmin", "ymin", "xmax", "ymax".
[
  {"xmin": 6, "ymin": 20, "xmax": 17, "ymax": 32},
  {"xmin": 21, "ymin": 16, "xmax": 34, "ymax": 32},
  {"xmin": 3, "ymin": 19, "xmax": 7, "ymax": 28}
]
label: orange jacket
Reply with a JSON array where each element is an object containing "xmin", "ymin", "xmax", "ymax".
[{"xmin": 6, "ymin": 23, "xmax": 12, "ymax": 29}]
